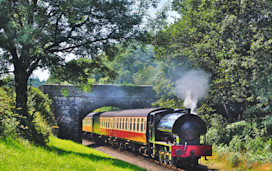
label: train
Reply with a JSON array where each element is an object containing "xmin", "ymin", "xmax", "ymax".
[{"xmin": 82, "ymin": 108, "xmax": 212, "ymax": 166}]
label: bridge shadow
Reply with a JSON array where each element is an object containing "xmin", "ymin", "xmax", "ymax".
[{"xmin": 45, "ymin": 145, "xmax": 145, "ymax": 171}]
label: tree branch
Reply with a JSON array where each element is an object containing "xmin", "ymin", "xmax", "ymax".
[
  {"xmin": 46, "ymin": 35, "xmax": 115, "ymax": 53},
  {"xmin": 27, "ymin": 58, "xmax": 41, "ymax": 78}
]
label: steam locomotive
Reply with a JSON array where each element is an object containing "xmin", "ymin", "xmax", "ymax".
[{"xmin": 82, "ymin": 108, "xmax": 212, "ymax": 166}]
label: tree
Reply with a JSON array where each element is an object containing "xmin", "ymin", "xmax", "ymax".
[
  {"xmin": 153, "ymin": 0, "xmax": 272, "ymax": 120},
  {"xmin": 0, "ymin": 0, "xmax": 158, "ymax": 144},
  {"xmin": 99, "ymin": 43, "xmax": 159, "ymax": 85}
]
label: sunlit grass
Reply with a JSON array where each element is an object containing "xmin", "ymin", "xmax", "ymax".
[
  {"xmin": 0, "ymin": 136, "xmax": 145, "ymax": 171},
  {"xmin": 200, "ymin": 150, "xmax": 272, "ymax": 171}
]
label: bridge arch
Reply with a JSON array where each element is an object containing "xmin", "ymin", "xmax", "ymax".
[{"xmin": 39, "ymin": 84, "xmax": 158, "ymax": 142}]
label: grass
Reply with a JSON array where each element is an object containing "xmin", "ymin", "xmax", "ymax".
[{"xmin": 0, "ymin": 136, "xmax": 145, "ymax": 171}]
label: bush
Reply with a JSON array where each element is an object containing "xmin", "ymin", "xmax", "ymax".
[
  {"xmin": 28, "ymin": 87, "xmax": 56, "ymax": 126},
  {"xmin": 0, "ymin": 88, "xmax": 18, "ymax": 138},
  {"xmin": 227, "ymin": 152, "xmax": 240, "ymax": 167},
  {"xmin": 208, "ymin": 117, "xmax": 272, "ymax": 167},
  {"xmin": 26, "ymin": 87, "xmax": 57, "ymax": 145},
  {"xmin": 0, "ymin": 86, "xmax": 56, "ymax": 145},
  {"xmin": 229, "ymin": 135, "xmax": 245, "ymax": 152}
]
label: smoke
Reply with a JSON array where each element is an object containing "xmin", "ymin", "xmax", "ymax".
[{"xmin": 173, "ymin": 70, "xmax": 211, "ymax": 113}]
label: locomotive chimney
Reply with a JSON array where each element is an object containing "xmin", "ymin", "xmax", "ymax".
[{"xmin": 185, "ymin": 108, "xmax": 191, "ymax": 114}]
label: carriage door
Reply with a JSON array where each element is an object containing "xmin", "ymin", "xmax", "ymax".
[{"xmin": 148, "ymin": 113, "xmax": 156, "ymax": 142}]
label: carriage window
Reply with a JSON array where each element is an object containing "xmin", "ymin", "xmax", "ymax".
[
  {"xmin": 120, "ymin": 118, "xmax": 122, "ymax": 130},
  {"xmin": 133, "ymin": 118, "xmax": 136, "ymax": 131},
  {"xmin": 140, "ymin": 118, "xmax": 144, "ymax": 132},
  {"xmin": 114, "ymin": 118, "xmax": 116, "ymax": 129},
  {"xmin": 130, "ymin": 118, "xmax": 132, "ymax": 131},
  {"xmin": 119, "ymin": 118, "xmax": 121, "ymax": 130},
  {"xmin": 122, "ymin": 118, "xmax": 124, "ymax": 130},
  {"xmin": 144, "ymin": 119, "xmax": 146, "ymax": 131},
  {"xmin": 121, "ymin": 118, "xmax": 123, "ymax": 130},
  {"xmin": 125, "ymin": 118, "xmax": 128, "ymax": 130},
  {"xmin": 119, "ymin": 118, "xmax": 122, "ymax": 129},
  {"xmin": 137, "ymin": 118, "xmax": 140, "ymax": 132}
]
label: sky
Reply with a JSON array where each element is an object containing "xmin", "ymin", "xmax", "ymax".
[{"xmin": 32, "ymin": 0, "xmax": 179, "ymax": 81}]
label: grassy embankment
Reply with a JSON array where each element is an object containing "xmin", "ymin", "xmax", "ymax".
[
  {"xmin": 200, "ymin": 151, "xmax": 272, "ymax": 171},
  {"xmin": 0, "ymin": 136, "xmax": 144, "ymax": 171}
]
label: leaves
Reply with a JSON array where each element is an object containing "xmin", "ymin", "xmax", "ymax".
[{"xmin": 152, "ymin": 0, "xmax": 272, "ymax": 119}]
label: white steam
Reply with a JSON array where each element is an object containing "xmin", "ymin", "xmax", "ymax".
[{"xmin": 173, "ymin": 70, "xmax": 210, "ymax": 113}]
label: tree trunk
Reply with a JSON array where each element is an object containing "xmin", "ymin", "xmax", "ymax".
[
  {"xmin": 14, "ymin": 67, "xmax": 32, "ymax": 136},
  {"xmin": 14, "ymin": 69, "xmax": 29, "ymax": 119},
  {"xmin": 14, "ymin": 64, "xmax": 46, "ymax": 145}
]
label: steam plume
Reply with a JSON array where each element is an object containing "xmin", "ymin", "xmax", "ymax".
[{"xmin": 173, "ymin": 70, "xmax": 210, "ymax": 113}]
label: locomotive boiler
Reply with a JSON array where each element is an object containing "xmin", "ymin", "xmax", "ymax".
[{"xmin": 82, "ymin": 108, "xmax": 212, "ymax": 166}]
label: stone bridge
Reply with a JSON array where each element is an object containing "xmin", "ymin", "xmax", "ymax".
[{"xmin": 39, "ymin": 84, "xmax": 158, "ymax": 142}]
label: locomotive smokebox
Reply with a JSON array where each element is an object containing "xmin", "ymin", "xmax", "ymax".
[{"xmin": 185, "ymin": 108, "xmax": 191, "ymax": 114}]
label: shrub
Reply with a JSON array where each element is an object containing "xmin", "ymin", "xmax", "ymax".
[
  {"xmin": 1, "ymin": 86, "xmax": 56, "ymax": 145},
  {"xmin": 28, "ymin": 87, "xmax": 56, "ymax": 126},
  {"xmin": 227, "ymin": 152, "xmax": 240, "ymax": 167},
  {"xmin": 0, "ymin": 88, "xmax": 18, "ymax": 138},
  {"xmin": 26, "ymin": 87, "xmax": 57, "ymax": 145},
  {"xmin": 229, "ymin": 135, "xmax": 245, "ymax": 152}
]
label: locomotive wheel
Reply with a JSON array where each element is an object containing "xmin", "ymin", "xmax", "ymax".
[
  {"xmin": 164, "ymin": 155, "xmax": 168, "ymax": 165},
  {"xmin": 159, "ymin": 151, "xmax": 164, "ymax": 163},
  {"xmin": 168, "ymin": 158, "xmax": 176, "ymax": 167}
]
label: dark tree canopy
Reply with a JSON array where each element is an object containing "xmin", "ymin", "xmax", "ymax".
[{"xmin": 0, "ymin": 0, "xmax": 157, "ymax": 144}]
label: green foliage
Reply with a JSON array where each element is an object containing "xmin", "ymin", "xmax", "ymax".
[
  {"xmin": 0, "ymin": 88, "xmax": 18, "ymax": 138},
  {"xmin": 28, "ymin": 87, "xmax": 56, "ymax": 127},
  {"xmin": 0, "ymin": 86, "xmax": 56, "ymax": 145},
  {"xmin": 227, "ymin": 152, "xmax": 240, "ymax": 167},
  {"xmin": 25, "ymin": 87, "xmax": 56, "ymax": 145},
  {"xmin": 99, "ymin": 43, "xmax": 159, "ymax": 85},
  {"xmin": 152, "ymin": 0, "xmax": 272, "ymax": 119},
  {"xmin": 0, "ymin": 75, "xmax": 14, "ymax": 87},
  {"xmin": 93, "ymin": 106, "xmax": 121, "ymax": 113},
  {"xmin": 60, "ymin": 88, "xmax": 70, "ymax": 97},
  {"xmin": 152, "ymin": 97, "xmax": 184, "ymax": 109},
  {"xmin": 207, "ymin": 116, "xmax": 272, "ymax": 165},
  {"xmin": 48, "ymin": 58, "xmax": 114, "ymax": 90}
]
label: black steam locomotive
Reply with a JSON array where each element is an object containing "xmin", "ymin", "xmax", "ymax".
[{"xmin": 82, "ymin": 108, "xmax": 212, "ymax": 166}]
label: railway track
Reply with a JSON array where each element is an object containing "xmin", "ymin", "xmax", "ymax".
[{"xmin": 83, "ymin": 138, "xmax": 214, "ymax": 171}]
